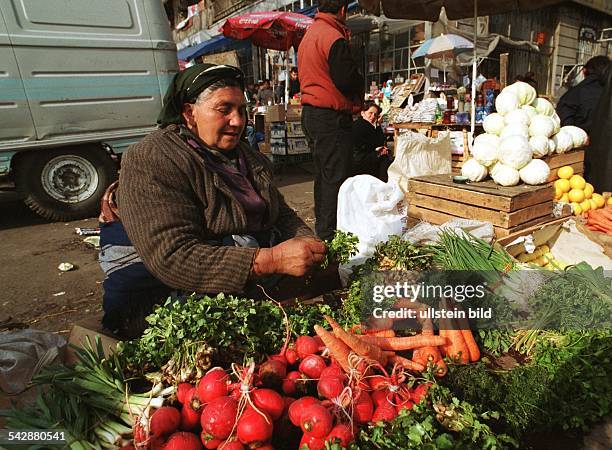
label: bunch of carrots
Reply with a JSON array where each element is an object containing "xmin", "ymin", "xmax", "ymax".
[
  {"xmin": 585, "ymin": 205, "xmax": 612, "ymax": 234},
  {"xmin": 315, "ymin": 307, "xmax": 480, "ymax": 380}
]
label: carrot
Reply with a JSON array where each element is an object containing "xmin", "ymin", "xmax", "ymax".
[
  {"xmin": 314, "ymin": 325, "xmax": 352, "ymax": 373},
  {"xmin": 349, "ymin": 324, "xmax": 395, "ymax": 337},
  {"xmin": 365, "ymin": 329, "xmax": 396, "ymax": 338},
  {"xmin": 450, "ymin": 302, "xmax": 481, "ymax": 363},
  {"xmin": 439, "ymin": 299, "xmax": 470, "ymax": 365},
  {"xmin": 355, "ymin": 334, "xmax": 447, "ymax": 351},
  {"xmin": 324, "ymin": 316, "xmax": 387, "ymax": 365},
  {"xmin": 388, "ymin": 355, "xmax": 425, "ymax": 372},
  {"xmin": 416, "ymin": 317, "xmax": 447, "ymax": 376}
]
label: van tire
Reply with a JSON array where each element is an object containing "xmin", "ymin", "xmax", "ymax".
[{"xmin": 16, "ymin": 146, "xmax": 118, "ymax": 222}]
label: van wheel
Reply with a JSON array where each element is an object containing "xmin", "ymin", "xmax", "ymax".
[{"xmin": 16, "ymin": 147, "xmax": 118, "ymax": 222}]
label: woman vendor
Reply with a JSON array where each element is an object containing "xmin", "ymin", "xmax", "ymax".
[
  {"xmin": 99, "ymin": 64, "xmax": 330, "ymax": 338},
  {"xmin": 351, "ymin": 101, "xmax": 392, "ymax": 182}
]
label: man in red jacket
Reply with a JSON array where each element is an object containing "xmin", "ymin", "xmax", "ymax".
[{"xmin": 298, "ymin": 0, "xmax": 364, "ymax": 240}]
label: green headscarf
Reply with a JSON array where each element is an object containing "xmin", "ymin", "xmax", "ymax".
[{"xmin": 157, "ymin": 63, "xmax": 245, "ymax": 127}]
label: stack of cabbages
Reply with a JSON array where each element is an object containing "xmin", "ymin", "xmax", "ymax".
[{"xmin": 462, "ymin": 81, "xmax": 588, "ymax": 186}]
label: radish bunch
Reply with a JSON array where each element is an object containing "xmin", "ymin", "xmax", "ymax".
[{"xmin": 128, "ymin": 330, "xmax": 434, "ymax": 450}]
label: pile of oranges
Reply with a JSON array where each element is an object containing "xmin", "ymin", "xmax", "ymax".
[{"xmin": 554, "ymin": 166, "xmax": 609, "ymax": 216}]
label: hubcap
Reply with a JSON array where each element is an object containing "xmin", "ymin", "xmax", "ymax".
[{"xmin": 41, "ymin": 155, "xmax": 99, "ymax": 203}]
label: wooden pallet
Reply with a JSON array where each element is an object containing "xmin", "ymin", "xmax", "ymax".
[
  {"xmin": 542, "ymin": 148, "xmax": 585, "ymax": 182},
  {"xmin": 407, "ymin": 174, "xmax": 555, "ymax": 237}
]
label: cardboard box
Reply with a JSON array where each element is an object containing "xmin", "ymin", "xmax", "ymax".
[
  {"xmin": 265, "ymin": 104, "xmax": 285, "ymax": 122},
  {"xmin": 64, "ymin": 315, "xmax": 119, "ymax": 365},
  {"xmin": 287, "ymin": 137, "xmax": 310, "ymax": 154},
  {"xmin": 502, "ymin": 218, "xmax": 612, "ymax": 270},
  {"xmin": 286, "ymin": 121, "xmax": 304, "ymax": 137},
  {"xmin": 286, "ymin": 104, "xmax": 302, "ymax": 121}
]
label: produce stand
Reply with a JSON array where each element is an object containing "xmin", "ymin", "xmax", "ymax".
[{"xmin": 406, "ymin": 174, "xmax": 567, "ymax": 237}]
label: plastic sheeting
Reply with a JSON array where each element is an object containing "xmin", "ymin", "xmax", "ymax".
[{"xmin": 0, "ymin": 329, "xmax": 66, "ymax": 394}]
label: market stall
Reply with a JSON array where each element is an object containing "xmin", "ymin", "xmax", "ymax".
[{"xmin": 221, "ymin": 11, "xmax": 313, "ymax": 167}]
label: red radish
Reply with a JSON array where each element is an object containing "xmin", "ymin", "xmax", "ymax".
[
  {"xmin": 299, "ymin": 355, "xmax": 326, "ymax": 379},
  {"xmin": 236, "ymin": 408, "xmax": 273, "ymax": 448},
  {"xmin": 119, "ymin": 445, "xmax": 136, "ymax": 450},
  {"xmin": 285, "ymin": 347, "xmax": 298, "ymax": 365},
  {"xmin": 281, "ymin": 377, "xmax": 297, "ymax": 396},
  {"xmin": 411, "ymin": 383, "xmax": 432, "ymax": 404},
  {"xmin": 368, "ymin": 375, "xmax": 388, "ymax": 391},
  {"xmin": 150, "ymin": 406, "xmax": 181, "ymax": 437},
  {"xmin": 283, "ymin": 396, "xmax": 295, "ymax": 412},
  {"xmin": 269, "ymin": 354, "xmax": 288, "ymax": 365},
  {"xmin": 312, "ymin": 335, "xmax": 324, "ymax": 349},
  {"xmin": 186, "ymin": 387, "xmax": 205, "ymax": 412},
  {"xmin": 372, "ymin": 403, "xmax": 398, "ymax": 422},
  {"xmin": 198, "ymin": 368, "xmax": 230, "ymax": 403},
  {"xmin": 150, "ymin": 436, "xmax": 166, "ymax": 450},
  {"xmin": 353, "ymin": 391, "xmax": 374, "ymax": 425},
  {"xmin": 320, "ymin": 365, "xmax": 345, "ymax": 379},
  {"xmin": 396, "ymin": 398, "xmax": 414, "ymax": 413},
  {"xmin": 201, "ymin": 433, "xmax": 222, "ymax": 449},
  {"xmin": 258, "ymin": 359, "xmax": 287, "ymax": 388},
  {"xmin": 300, "ymin": 404, "xmax": 333, "ymax": 438},
  {"xmin": 371, "ymin": 390, "xmax": 389, "ymax": 407},
  {"xmin": 178, "ymin": 383, "xmax": 194, "ymax": 404},
  {"xmin": 317, "ymin": 376, "xmax": 345, "ymax": 400},
  {"xmin": 201, "ymin": 397, "xmax": 238, "ymax": 440},
  {"xmin": 217, "ymin": 439, "xmax": 244, "ymax": 450},
  {"xmin": 288, "ymin": 396, "xmax": 319, "ymax": 426},
  {"xmin": 295, "ymin": 336, "xmax": 319, "ymax": 359},
  {"xmin": 299, "ymin": 433, "xmax": 326, "ymax": 450},
  {"xmin": 251, "ymin": 389, "xmax": 284, "ymax": 421},
  {"xmin": 164, "ymin": 431, "xmax": 203, "ymax": 450},
  {"xmin": 326, "ymin": 423, "xmax": 354, "ymax": 447},
  {"xmin": 181, "ymin": 404, "xmax": 202, "ymax": 431},
  {"xmin": 133, "ymin": 420, "xmax": 147, "ymax": 444}
]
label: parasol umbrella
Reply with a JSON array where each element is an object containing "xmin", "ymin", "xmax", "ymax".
[
  {"xmin": 411, "ymin": 33, "xmax": 474, "ymax": 82},
  {"xmin": 221, "ymin": 11, "xmax": 313, "ymax": 103},
  {"xmin": 358, "ymin": 0, "xmax": 564, "ymax": 133}
]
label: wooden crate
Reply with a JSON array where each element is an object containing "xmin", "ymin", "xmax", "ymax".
[
  {"xmin": 542, "ymin": 148, "xmax": 585, "ymax": 182},
  {"xmin": 407, "ymin": 174, "xmax": 555, "ymax": 237}
]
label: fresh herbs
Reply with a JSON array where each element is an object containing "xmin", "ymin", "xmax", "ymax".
[
  {"xmin": 446, "ymin": 331, "xmax": 612, "ymax": 438},
  {"xmin": 322, "ymin": 230, "xmax": 359, "ymax": 268},
  {"xmin": 328, "ymin": 384, "xmax": 516, "ymax": 449},
  {"xmin": 373, "ymin": 235, "xmax": 434, "ymax": 271}
]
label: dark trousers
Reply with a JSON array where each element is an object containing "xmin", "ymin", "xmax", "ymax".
[
  {"xmin": 302, "ymin": 105, "xmax": 353, "ymax": 241},
  {"xmin": 353, "ymin": 152, "xmax": 393, "ymax": 182}
]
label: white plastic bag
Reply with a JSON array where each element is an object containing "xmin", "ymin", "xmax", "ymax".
[
  {"xmin": 337, "ymin": 175, "xmax": 407, "ymax": 270},
  {"xmin": 388, "ymin": 131, "xmax": 451, "ymax": 193}
]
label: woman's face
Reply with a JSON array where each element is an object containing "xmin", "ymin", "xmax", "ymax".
[
  {"xmin": 361, "ymin": 106, "xmax": 379, "ymax": 125},
  {"xmin": 182, "ymin": 86, "xmax": 246, "ymax": 151}
]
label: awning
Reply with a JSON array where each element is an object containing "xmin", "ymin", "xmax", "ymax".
[{"xmin": 177, "ymin": 34, "xmax": 250, "ymax": 61}]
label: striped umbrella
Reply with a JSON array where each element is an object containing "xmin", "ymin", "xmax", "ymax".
[{"xmin": 411, "ymin": 33, "xmax": 473, "ymax": 60}]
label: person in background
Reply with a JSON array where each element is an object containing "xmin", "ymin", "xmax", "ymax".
[
  {"xmin": 257, "ymin": 79, "xmax": 274, "ymax": 105},
  {"xmin": 584, "ymin": 60, "xmax": 612, "ymax": 192},
  {"xmin": 352, "ymin": 101, "xmax": 392, "ymax": 182},
  {"xmin": 288, "ymin": 67, "xmax": 301, "ymax": 98},
  {"xmin": 298, "ymin": 0, "xmax": 364, "ymax": 240},
  {"xmin": 100, "ymin": 64, "xmax": 330, "ymax": 338},
  {"xmin": 556, "ymin": 55, "xmax": 610, "ymax": 135}
]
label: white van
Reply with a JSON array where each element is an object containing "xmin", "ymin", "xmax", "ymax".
[{"xmin": 0, "ymin": 0, "xmax": 178, "ymax": 220}]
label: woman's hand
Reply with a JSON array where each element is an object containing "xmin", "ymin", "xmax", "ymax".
[{"xmin": 253, "ymin": 237, "xmax": 326, "ymax": 277}]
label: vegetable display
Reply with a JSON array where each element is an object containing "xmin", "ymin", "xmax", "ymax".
[
  {"xmin": 2, "ymin": 229, "xmax": 610, "ymax": 450},
  {"xmin": 465, "ymin": 81, "xmax": 589, "ymax": 187}
]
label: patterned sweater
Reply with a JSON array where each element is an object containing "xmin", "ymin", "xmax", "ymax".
[{"xmin": 117, "ymin": 125, "xmax": 312, "ymax": 294}]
